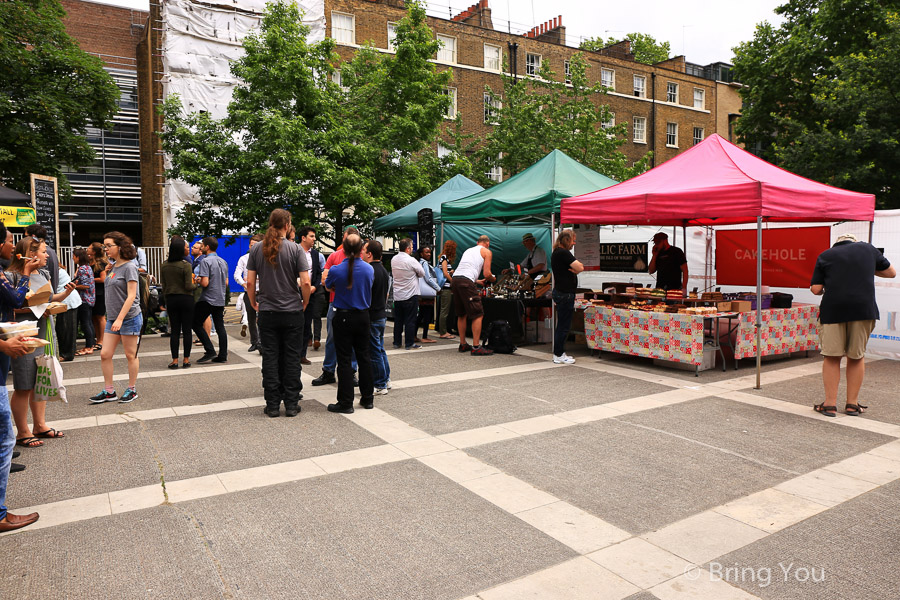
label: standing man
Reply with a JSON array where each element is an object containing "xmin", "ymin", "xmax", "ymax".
[
  {"xmin": 324, "ymin": 234, "xmax": 374, "ymax": 414},
  {"xmin": 451, "ymin": 235, "xmax": 495, "ymax": 355},
  {"xmin": 390, "ymin": 238, "xmax": 425, "ymax": 350},
  {"xmin": 193, "ymin": 237, "xmax": 229, "ymax": 363},
  {"xmin": 235, "ymin": 234, "xmax": 263, "ymax": 352},
  {"xmin": 312, "ymin": 227, "xmax": 359, "ymax": 386},
  {"xmin": 363, "ymin": 240, "xmax": 391, "ymax": 395},
  {"xmin": 550, "ymin": 229, "xmax": 583, "ymax": 364},
  {"xmin": 648, "ymin": 232, "xmax": 688, "ymax": 294},
  {"xmin": 0, "ymin": 222, "xmax": 41, "ymax": 531},
  {"xmin": 298, "ymin": 227, "xmax": 323, "ymax": 365},
  {"xmin": 810, "ymin": 233, "xmax": 895, "ymax": 417}
]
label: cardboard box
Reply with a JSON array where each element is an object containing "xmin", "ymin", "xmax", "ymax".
[
  {"xmin": 732, "ymin": 301, "xmax": 752, "ymax": 312},
  {"xmin": 717, "ymin": 301, "xmax": 733, "ymax": 312},
  {"xmin": 25, "ymin": 282, "xmax": 52, "ymax": 306}
]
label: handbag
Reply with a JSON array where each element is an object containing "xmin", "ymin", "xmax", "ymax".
[
  {"xmin": 35, "ymin": 315, "xmax": 67, "ymax": 403},
  {"xmin": 418, "ymin": 261, "xmax": 438, "ymax": 298}
]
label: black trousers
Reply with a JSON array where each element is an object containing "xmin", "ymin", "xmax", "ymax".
[
  {"xmin": 392, "ymin": 295, "xmax": 419, "ymax": 349},
  {"xmin": 55, "ymin": 309, "xmax": 78, "ymax": 361},
  {"xmin": 333, "ymin": 309, "xmax": 373, "ymax": 408},
  {"xmin": 166, "ymin": 294, "xmax": 194, "ymax": 359},
  {"xmin": 193, "ymin": 301, "xmax": 227, "ymax": 358},
  {"xmin": 76, "ymin": 303, "xmax": 95, "ymax": 348},
  {"xmin": 258, "ymin": 311, "xmax": 304, "ymax": 410}
]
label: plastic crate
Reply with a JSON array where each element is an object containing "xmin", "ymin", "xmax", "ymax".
[{"xmin": 740, "ymin": 294, "xmax": 772, "ymax": 310}]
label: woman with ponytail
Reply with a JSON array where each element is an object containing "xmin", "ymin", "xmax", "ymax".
[
  {"xmin": 323, "ymin": 233, "xmax": 374, "ymax": 414},
  {"xmin": 246, "ymin": 209, "xmax": 312, "ymax": 418}
]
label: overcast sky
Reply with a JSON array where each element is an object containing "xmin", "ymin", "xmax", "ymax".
[{"xmin": 100, "ymin": 0, "xmax": 785, "ymax": 64}]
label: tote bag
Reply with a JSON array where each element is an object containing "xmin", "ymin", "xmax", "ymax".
[{"xmin": 35, "ymin": 316, "xmax": 67, "ymax": 403}]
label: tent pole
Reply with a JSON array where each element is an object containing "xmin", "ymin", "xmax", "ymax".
[
  {"xmin": 682, "ymin": 225, "xmax": 687, "ymax": 291},
  {"xmin": 868, "ymin": 220, "xmax": 874, "ymax": 244},
  {"xmin": 550, "ymin": 212, "xmax": 556, "ymax": 355},
  {"xmin": 755, "ymin": 216, "xmax": 762, "ymax": 390}
]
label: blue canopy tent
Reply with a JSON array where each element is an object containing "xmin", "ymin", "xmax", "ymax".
[{"xmin": 373, "ymin": 174, "xmax": 484, "ymax": 231}]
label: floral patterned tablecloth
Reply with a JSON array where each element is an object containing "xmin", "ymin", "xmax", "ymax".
[
  {"xmin": 732, "ymin": 305, "xmax": 820, "ymax": 359},
  {"xmin": 584, "ymin": 307, "xmax": 706, "ymax": 365}
]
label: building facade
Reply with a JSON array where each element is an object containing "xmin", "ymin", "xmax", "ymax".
[{"xmin": 59, "ymin": 0, "xmax": 148, "ymax": 244}]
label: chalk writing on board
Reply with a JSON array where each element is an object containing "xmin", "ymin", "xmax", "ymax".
[{"xmin": 30, "ymin": 175, "xmax": 58, "ymax": 249}]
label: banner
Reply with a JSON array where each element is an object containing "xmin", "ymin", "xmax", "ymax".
[
  {"xmin": 0, "ymin": 205, "xmax": 36, "ymax": 227},
  {"xmin": 715, "ymin": 227, "xmax": 831, "ymax": 288}
]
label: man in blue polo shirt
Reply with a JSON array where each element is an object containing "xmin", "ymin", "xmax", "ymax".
[{"xmin": 324, "ymin": 234, "xmax": 374, "ymax": 414}]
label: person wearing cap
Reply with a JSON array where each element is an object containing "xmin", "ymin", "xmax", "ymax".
[
  {"xmin": 648, "ymin": 232, "xmax": 688, "ymax": 294},
  {"xmin": 504, "ymin": 233, "xmax": 547, "ymax": 277},
  {"xmin": 810, "ymin": 233, "xmax": 895, "ymax": 417}
]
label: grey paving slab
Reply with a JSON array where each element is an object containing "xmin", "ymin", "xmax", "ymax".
[
  {"xmin": 623, "ymin": 593, "xmax": 660, "ymax": 600},
  {"xmin": 717, "ymin": 478, "xmax": 900, "ymax": 600},
  {"xmin": 467, "ymin": 419, "xmax": 795, "ymax": 535},
  {"xmin": 382, "ymin": 348, "xmax": 542, "ymax": 382},
  {"xmin": 378, "ymin": 368, "xmax": 669, "ymax": 435},
  {"xmin": 59, "ymin": 350, "xmax": 252, "ymax": 381},
  {"xmin": 0, "ymin": 505, "xmax": 228, "ymax": 600},
  {"xmin": 144, "ymin": 404, "xmax": 387, "ymax": 481},
  {"xmin": 44, "ymin": 366, "xmax": 265, "ymax": 420},
  {"xmin": 619, "ymin": 397, "xmax": 893, "ymax": 473},
  {"xmin": 180, "ymin": 460, "xmax": 576, "ymax": 600},
  {"xmin": 747, "ymin": 359, "xmax": 900, "ymax": 425},
  {"xmin": 7, "ymin": 421, "xmax": 161, "ymax": 508},
  {"xmin": 592, "ymin": 347, "xmax": 822, "ymax": 383}
]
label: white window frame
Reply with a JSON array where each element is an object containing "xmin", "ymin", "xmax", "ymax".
[
  {"xmin": 693, "ymin": 127, "xmax": 704, "ymax": 146},
  {"xmin": 483, "ymin": 44, "xmax": 501, "ymax": 72},
  {"xmin": 601, "ymin": 68, "xmax": 615, "ymax": 90},
  {"xmin": 437, "ymin": 144, "xmax": 452, "ymax": 159},
  {"xmin": 483, "ymin": 92, "xmax": 501, "ymax": 124},
  {"xmin": 633, "ymin": 75, "xmax": 646, "ymax": 98},
  {"xmin": 437, "ymin": 34, "xmax": 457, "ymax": 64},
  {"xmin": 442, "ymin": 87, "xmax": 457, "ymax": 119},
  {"xmin": 666, "ymin": 122, "xmax": 678, "ymax": 148},
  {"xmin": 564, "ymin": 60, "xmax": 571, "ymax": 84},
  {"xmin": 666, "ymin": 82, "xmax": 678, "ymax": 104},
  {"xmin": 693, "ymin": 87, "xmax": 705, "ymax": 109},
  {"xmin": 486, "ymin": 156, "xmax": 503, "ymax": 182},
  {"xmin": 331, "ymin": 12, "xmax": 355, "ymax": 45},
  {"xmin": 331, "ymin": 69, "xmax": 348, "ymax": 92},
  {"xmin": 633, "ymin": 116, "xmax": 647, "ymax": 144},
  {"xmin": 601, "ymin": 112, "xmax": 615, "ymax": 131},
  {"xmin": 387, "ymin": 22, "xmax": 398, "ymax": 51},
  {"xmin": 526, "ymin": 53, "xmax": 541, "ymax": 77}
]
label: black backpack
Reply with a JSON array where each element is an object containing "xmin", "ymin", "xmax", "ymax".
[{"xmin": 484, "ymin": 319, "xmax": 517, "ymax": 354}]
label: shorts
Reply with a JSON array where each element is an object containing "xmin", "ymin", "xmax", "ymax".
[
  {"xmin": 450, "ymin": 277, "xmax": 483, "ymax": 320},
  {"xmin": 819, "ymin": 320, "xmax": 875, "ymax": 360},
  {"xmin": 105, "ymin": 313, "xmax": 143, "ymax": 336},
  {"xmin": 10, "ymin": 318, "xmax": 45, "ymax": 391}
]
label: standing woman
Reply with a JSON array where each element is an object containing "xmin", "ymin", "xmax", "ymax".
[
  {"xmin": 436, "ymin": 240, "xmax": 456, "ymax": 339},
  {"xmin": 89, "ymin": 232, "xmax": 142, "ymax": 404},
  {"xmin": 246, "ymin": 209, "xmax": 311, "ymax": 418},
  {"xmin": 8, "ymin": 237, "xmax": 77, "ymax": 448},
  {"xmin": 72, "ymin": 248, "xmax": 96, "ymax": 356},
  {"xmin": 89, "ymin": 242, "xmax": 107, "ymax": 351},
  {"xmin": 550, "ymin": 229, "xmax": 583, "ymax": 365},
  {"xmin": 416, "ymin": 246, "xmax": 440, "ymax": 344},
  {"xmin": 159, "ymin": 237, "xmax": 195, "ymax": 369}
]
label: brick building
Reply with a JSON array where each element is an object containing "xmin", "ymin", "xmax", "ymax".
[
  {"xmin": 59, "ymin": 0, "xmax": 148, "ymax": 244},
  {"xmin": 137, "ymin": 0, "xmax": 740, "ymax": 243}
]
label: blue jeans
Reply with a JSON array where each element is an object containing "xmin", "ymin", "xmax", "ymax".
[
  {"xmin": 369, "ymin": 318, "xmax": 390, "ymax": 388},
  {"xmin": 552, "ymin": 290, "xmax": 576, "ymax": 357},
  {"xmin": 323, "ymin": 304, "xmax": 356, "ymax": 374},
  {"xmin": 0, "ymin": 355, "xmax": 13, "ymax": 520},
  {"xmin": 393, "ymin": 295, "xmax": 419, "ymax": 349}
]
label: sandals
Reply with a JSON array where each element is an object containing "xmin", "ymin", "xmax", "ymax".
[
  {"xmin": 92, "ymin": 344, "xmax": 102, "ymax": 351},
  {"xmin": 75, "ymin": 348, "xmax": 94, "ymax": 356},
  {"xmin": 814, "ymin": 402, "xmax": 837, "ymax": 418},
  {"xmin": 33, "ymin": 428, "xmax": 64, "ymax": 439},
  {"xmin": 845, "ymin": 403, "xmax": 868, "ymax": 416},
  {"xmin": 16, "ymin": 437, "xmax": 43, "ymax": 448},
  {"xmin": 168, "ymin": 361, "xmax": 180, "ymax": 369}
]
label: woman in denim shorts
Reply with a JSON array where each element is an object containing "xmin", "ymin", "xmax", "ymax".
[{"xmin": 89, "ymin": 232, "xmax": 142, "ymax": 405}]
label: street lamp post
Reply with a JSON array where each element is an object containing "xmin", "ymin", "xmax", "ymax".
[{"xmin": 62, "ymin": 212, "xmax": 78, "ymax": 272}]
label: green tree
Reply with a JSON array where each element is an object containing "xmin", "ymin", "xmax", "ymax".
[
  {"xmin": 474, "ymin": 53, "xmax": 649, "ymax": 183},
  {"xmin": 0, "ymin": 0, "xmax": 119, "ymax": 196},
  {"xmin": 160, "ymin": 0, "xmax": 451, "ymax": 245},
  {"xmin": 580, "ymin": 33, "xmax": 671, "ymax": 65}
]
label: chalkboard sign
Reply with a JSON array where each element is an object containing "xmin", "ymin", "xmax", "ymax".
[
  {"xmin": 598, "ymin": 242, "xmax": 649, "ymax": 272},
  {"xmin": 30, "ymin": 174, "xmax": 58, "ymax": 249}
]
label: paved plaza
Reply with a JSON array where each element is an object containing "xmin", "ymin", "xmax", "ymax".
[{"xmin": 2, "ymin": 323, "xmax": 899, "ymax": 600}]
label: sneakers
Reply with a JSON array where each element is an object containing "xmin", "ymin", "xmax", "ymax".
[
  {"xmin": 119, "ymin": 388, "xmax": 138, "ymax": 404},
  {"xmin": 386, "ymin": 379, "xmax": 392, "ymax": 390},
  {"xmin": 552, "ymin": 353, "xmax": 576, "ymax": 364},
  {"xmin": 458, "ymin": 343, "xmax": 472, "ymax": 353},
  {"xmin": 406, "ymin": 344, "xmax": 422, "ymax": 350},
  {"xmin": 471, "ymin": 345, "xmax": 493, "ymax": 356},
  {"xmin": 311, "ymin": 371, "xmax": 336, "ymax": 386},
  {"xmin": 89, "ymin": 389, "xmax": 117, "ymax": 404},
  {"xmin": 374, "ymin": 387, "xmax": 389, "ymax": 395}
]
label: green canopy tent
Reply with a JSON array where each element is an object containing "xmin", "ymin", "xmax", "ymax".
[{"xmin": 373, "ymin": 174, "xmax": 484, "ymax": 231}]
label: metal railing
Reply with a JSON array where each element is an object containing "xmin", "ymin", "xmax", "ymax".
[{"xmin": 56, "ymin": 246, "xmax": 168, "ymax": 281}]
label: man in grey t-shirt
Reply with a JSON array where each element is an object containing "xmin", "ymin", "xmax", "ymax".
[{"xmin": 194, "ymin": 237, "xmax": 230, "ymax": 363}]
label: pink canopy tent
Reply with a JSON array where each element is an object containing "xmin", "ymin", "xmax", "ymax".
[{"xmin": 560, "ymin": 134, "xmax": 876, "ymax": 387}]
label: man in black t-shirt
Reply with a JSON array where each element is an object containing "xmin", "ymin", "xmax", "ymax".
[
  {"xmin": 810, "ymin": 233, "xmax": 895, "ymax": 417},
  {"xmin": 363, "ymin": 240, "xmax": 391, "ymax": 395},
  {"xmin": 648, "ymin": 232, "xmax": 688, "ymax": 294},
  {"xmin": 550, "ymin": 229, "xmax": 584, "ymax": 363}
]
